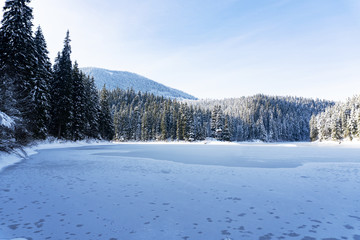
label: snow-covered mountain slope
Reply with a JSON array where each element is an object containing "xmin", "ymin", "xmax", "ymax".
[{"xmin": 81, "ymin": 67, "xmax": 197, "ymax": 100}]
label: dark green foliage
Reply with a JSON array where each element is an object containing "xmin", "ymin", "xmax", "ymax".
[
  {"xmin": 48, "ymin": 32, "xmax": 102, "ymax": 141},
  {"xmin": 211, "ymin": 105, "xmax": 224, "ymax": 140},
  {"xmin": 50, "ymin": 31, "xmax": 73, "ymax": 138},
  {"xmin": 222, "ymin": 117, "xmax": 231, "ymax": 141},
  {"xmin": 0, "ymin": 1, "xmax": 107, "ymax": 151},
  {"xmin": 109, "ymin": 89, "xmax": 210, "ymax": 142},
  {"xmin": 83, "ymin": 76, "xmax": 100, "ymax": 139},
  {"xmin": 99, "ymin": 86, "xmax": 114, "ymax": 140},
  {"xmin": 32, "ymin": 26, "xmax": 52, "ymax": 139},
  {"xmin": 0, "ymin": 0, "xmax": 36, "ymax": 143},
  {"xmin": 71, "ymin": 62, "xmax": 86, "ymax": 140}
]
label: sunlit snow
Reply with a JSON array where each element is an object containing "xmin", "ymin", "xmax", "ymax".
[{"xmin": 0, "ymin": 112, "xmax": 14, "ymax": 129}]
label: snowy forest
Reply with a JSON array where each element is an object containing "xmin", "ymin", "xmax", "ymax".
[
  {"xmin": 310, "ymin": 95, "xmax": 360, "ymax": 141},
  {"xmin": 110, "ymin": 90, "xmax": 333, "ymax": 142},
  {"xmin": 1, "ymin": 0, "xmax": 360, "ymax": 153},
  {"xmin": 0, "ymin": 0, "xmax": 113, "ymax": 152}
]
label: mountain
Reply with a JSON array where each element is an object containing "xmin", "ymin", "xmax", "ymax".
[{"xmin": 81, "ymin": 67, "xmax": 197, "ymax": 100}]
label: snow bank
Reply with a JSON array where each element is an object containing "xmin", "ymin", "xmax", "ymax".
[
  {"xmin": 0, "ymin": 151, "xmax": 24, "ymax": 173},
  {"xmin": 0, "ymin": 139, "xmax": 113, "ymax": 173},
  {"xmin": 0, "ymin": 111, "xmax": 14, "ymax": 128},
  {"xmin": 312, "ymin": 139, "xmax": 360, "ymax": 148}
]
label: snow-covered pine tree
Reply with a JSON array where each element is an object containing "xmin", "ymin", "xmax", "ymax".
[
  {"xmin": 309, "ymin": 115, "xmax": 318, "ymax": 141},
  {"xmin": 222, "ymin": 117, "xmax": 231, "ymax": 141},
  {"xmin": 71, "ymin": 62, "xmax": 86, "ymax": 140},
  {"xmin": 141, "ymin": 111, "xmax": 150, "ymax": 141},
  {"xmin": 99, "ymin": 85, "xmax": 114, "ymax": 140},
  {"xmin": 32, "ymin": 26, "xmax": 52, "ymax": 139},
  {"xmin": 50, "ymin": 31, "xmax": 73, "ymax": 139},
  {"xmin": 83, "ymin": 75, "xmax": 100, "ymax": 139},
  {"xmin": 160, "ymin": 110, "xmax": 168, "ymax": 140},
  {"xmin": 211, "ymin": 105, "xmax": 224, "ymax": 140},
  {"xmin": 132, "ymin": 106, "xmax": 142, "ymax": 140},
  {"xmin": 0, "ymin": 0, "xmax": 36, "ymax": 143}
]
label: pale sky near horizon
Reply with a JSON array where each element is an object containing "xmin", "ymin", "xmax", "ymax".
[{"xmin": 1, "ymin": 0, "xmax": 360, "ymax": 101}]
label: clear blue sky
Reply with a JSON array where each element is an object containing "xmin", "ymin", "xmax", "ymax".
[{"xmin": 1, "ymin": 0, "xmax": 360, "ymax": 100}]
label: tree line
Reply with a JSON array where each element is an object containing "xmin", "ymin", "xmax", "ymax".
[
  {"xmin": 0, "ymin": 0, "xmax": 113, "ymax": 152},
  {"xmin": 110, "ymin": 90, "xmax": 333, "ymax": 142},
  {"xmin": 188, "ymin": 95, "xmax": 333, "ymax": 142}
]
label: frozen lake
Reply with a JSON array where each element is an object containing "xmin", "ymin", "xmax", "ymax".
[{"xmin": 1, "ymin": 142, "xmax": 360, "ymax": 240}]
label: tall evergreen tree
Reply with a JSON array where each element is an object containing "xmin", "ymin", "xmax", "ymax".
[
  {"xmin": 99, "ymin": 85, "xmax": 114, "ymax": 140},
  {"xmin": 32, "ymin": 26, "xmax": 52, "ymax": 139},
  {"xmin": 211, "ymin": 105, "xmax": 224, "ymax": 140},
  {"xmin": 222, "ymin": 117, "xmax": 231, "ymax": 141},
  {"xmin": 83, "ymin": 75, "xmax": 100, "ymax": 139},
  {"xmin": 71, "ymin": 62, "xmax": 86, "ymax": 140},
  {"xmin": 0, "ymin": 0, "xmax": 36, "ymax": 142},
  {"xmin": 50, "ymin": 31, "xmax": 73, "ymax": 138}
]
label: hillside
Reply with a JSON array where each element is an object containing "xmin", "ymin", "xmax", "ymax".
[{"xmin": 81, "ymin": 67, "xmax": 197, "ymax": 100}]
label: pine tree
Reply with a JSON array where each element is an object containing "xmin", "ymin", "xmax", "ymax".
[
  {"xmin": 222, "ymin": 117, "xmax": 231, "ymax": 141},
  {"xmin": 32, "ymin": 26, "xmax": 52, "ymax": 139},
  {"xmin": 309, "ymin": 115, "xmax": 318, "ymax": 141},
  {"xmin": 83, "ymin": 75, "xmax": 100, "ymax": 139},
  {"xmin": 50, "ymin": 31, "xmax": 73, "ymax": 139},
  {"xmin": 141, "ymin": 111, "xmax": 150, "ymax": 141},
  {"xmin": 176, "ymin": 106, "xmax": 184, "ymax": 140},
  {"xmin": 160, "ymin": 110, "xmax": 168, "ymax": 140},
  {"xmin": 0, "ymin": 0, "xmax": 37, "ymax": 142},
  {"xmin": 211, "ymin": 105, "xmax": 224, "ymax": 140},
  {"xmin": 71, "ymin": 62, "xmax": 86, "ymax": 140},
  {"xmin": 99, "ymin": 85, "xmax": 114, "ymax": 140},
  {"xmin": 113, "ymin": 110, "xmax": 120, "ymax": 141},
  {"xmin": 131, "ymin": 106, "xmax": 141, "ymax": 140}
]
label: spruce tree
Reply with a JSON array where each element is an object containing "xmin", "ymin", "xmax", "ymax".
[
  {"xmin": 0, "ymin": 0, "xmax": 36, "ymax": 142},
  {"xmin": 32, "ymin": 26, "xmax": 52, "ymax": 139},
  {"xmin": 99, "ymin": 85, "xmax": 114, "ymax": 140},
  {"xmin": 131, "ymin": 106, "xmax": 141, "ymax": 140},
  {"xmin": 50, "ymin": 31, "xmax": 73, "ymax": 139},
  {"xmin": 71, "ymin": 62, "xmax": 86, "ymax": 140},
  {"xmin": 160, "ymin": 111, "xmax": 168, "ymax": 140},
  {"xmin": 83, "ymin": 75, "xmax": 100, "ymax": 139},
  {"xmin": 222, "ymin": 117, "xmax": 231, "ymax": 141}
]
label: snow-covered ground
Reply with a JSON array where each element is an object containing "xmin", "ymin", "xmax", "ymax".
[{"xmin": 1, "ymin": 142, "xmax": 360, "ymax": 240}]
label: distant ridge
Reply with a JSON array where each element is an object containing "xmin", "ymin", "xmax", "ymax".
[{"xmin": 81, "ymin": 67, "xmax": 197, "ymax": 100}]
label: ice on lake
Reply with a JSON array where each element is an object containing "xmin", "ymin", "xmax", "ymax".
[{"xmin": 0, "ymin": 142, "xmax": 360, "ymax": 240}]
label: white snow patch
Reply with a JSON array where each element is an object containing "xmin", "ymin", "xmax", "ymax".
[
  {"xmin": 0, "ymin": 111, "xmax": 14, "ymax": 128},
  {"xmin": 0, "ymin": 151, "xmax": 25, "ymax": 173}
]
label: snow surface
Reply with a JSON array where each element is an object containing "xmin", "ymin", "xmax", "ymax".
[
  {"xmin": 0, "ymin": 112, "xmax": 14, "ymax": 129},
  {"xmin": 1, "ymin": 142, "xmax": 360, "ymax": 239}
]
